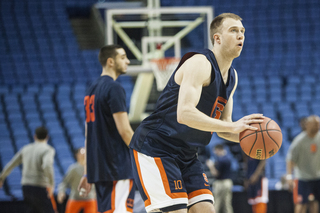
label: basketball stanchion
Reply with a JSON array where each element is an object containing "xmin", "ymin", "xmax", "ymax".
[{"xmin": 150, "ymin": 57, "xmax": 180, "ymax": 91}]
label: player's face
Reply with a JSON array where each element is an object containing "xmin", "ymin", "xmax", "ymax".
[
  {"xmin": 306, "ymin": 116, "xmax": 320, "ymax": 134},
  {"xmin": 220, "ymin": 18, "xmax": 245, "ymax": 58},
  {"xmin": 114, "ymin": 48, "xmax": 130, "ymax": 75}
]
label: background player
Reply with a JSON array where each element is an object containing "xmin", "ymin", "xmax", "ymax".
[
  {"xmin": 244, "ymin": 157, "xmax": 268, "ymax": 213},
  {"xmin": 129, "ymin": 13, "xmax": 264, "ymax": 213},
  {"xmin": 0, "ymin": 126, "xmax": 57, "ymax": 213},
  {"xmin": 206, "ymin": 144, "xmax": 234, "ymax": 213},
  {"xmin": 57, "ymin": 147, "xmax": 97, "ymax": 213},
  {"xmin": 77, "ymin": 45, "xmax": 135, "ymax": 213},
  {"xmin": 286, "ymin": 115, "xmax": 320, "ymax": 213}
]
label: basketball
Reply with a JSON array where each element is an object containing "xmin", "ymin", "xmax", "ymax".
[{"xmin": 239, "ymin": 117, "xmax": 282, "ymax": 160}]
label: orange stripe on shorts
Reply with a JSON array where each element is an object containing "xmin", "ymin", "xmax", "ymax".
[
  {"xmin": 188, "ymin": 189, "xmax": 213, "ymax": 199},
  {"xmin": 133, "ymin": 150, "xmax": 151, "ymax": 207},
  {"xmin": 154, "ymin": 157, "xmax": 187, "ymax": 199}
]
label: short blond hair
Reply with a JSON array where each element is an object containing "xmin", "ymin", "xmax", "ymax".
[{"xmin": 210, "ymin": 13, "xmax": 242, "ymax": 45}]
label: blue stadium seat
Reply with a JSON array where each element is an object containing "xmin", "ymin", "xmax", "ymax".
[
  {"xmin": 0, "ymin": 190, "xmax": 12, "ymax": 201},
  {"xmin": 70, "ymin": 135, "xmax": 85, "ymax": 149},
  {"xmin": 280, "ymin": 111, "xmax": 296, "ymax": 128}
]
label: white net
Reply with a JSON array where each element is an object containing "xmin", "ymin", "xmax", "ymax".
[{"xmin": 150, "ymin": 57, "xmax": 180, "ymax": 91}]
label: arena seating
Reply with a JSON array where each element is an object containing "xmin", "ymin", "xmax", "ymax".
[{"xmin": 1, "ymin": 0, "xmax": 320, "ymax": 201}]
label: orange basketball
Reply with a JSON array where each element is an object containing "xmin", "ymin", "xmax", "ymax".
[{"xmin": 239, "ymin": 117, "xmax": 282, "ymax": 160}]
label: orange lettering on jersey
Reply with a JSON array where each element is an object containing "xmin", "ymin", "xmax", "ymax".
[
  {"xmin": 210, "ymin": 96, "xmax": 227, "ymax": 119},
  {"xmin": 203, "ymin": 173, "xmax": 209, "ymax": 183},
  {"xmin": 84, "ymin": 95, "xmax": 95, "ymax": 123},
  {"xmin": 89, "ymin": 95, "xmax": 95, "ymax": 122},
  {"xmin": 84, "ymin": 96, "xmax": 90, "ymax": 123},
  {"xmin": 310, "ymin": 144, "xmax": 317, "ymax": 153}
]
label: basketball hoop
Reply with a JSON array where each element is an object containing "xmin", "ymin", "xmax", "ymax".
[{"xmin": 150, "ymin": 57, "xmax": 180, "ymax": 91}]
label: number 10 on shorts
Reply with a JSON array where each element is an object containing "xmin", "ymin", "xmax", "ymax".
[{"xmin": 174, "ymin": 180, "xmax": 183, "ymax": 190}]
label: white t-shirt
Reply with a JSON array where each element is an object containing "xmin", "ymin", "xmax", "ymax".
[{"xmin": 286, "ymin": 131, "xmax": 320, "ymax": 180}]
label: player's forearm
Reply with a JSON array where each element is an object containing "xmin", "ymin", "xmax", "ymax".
[
  {"xmin": 0, "ymin": 153, "xmax": 22, "ymax": 180},
  {"xmin": 217, "ymin": 132, "xmax": 239, "ymax": 142},
  {"xmin": 120, "ymin": 129, "xmax": 134, "ymax": 147},
  {"xmin": 286, "ymin": 161, "xmax": 294, "ymax": 175},
  {"xmin": 177, "ymin": 106, "xmax": 235, "ymax": 133},
  {"xmin": 253, "ymin": 161, "xmax": 266, "ymax": 177}
]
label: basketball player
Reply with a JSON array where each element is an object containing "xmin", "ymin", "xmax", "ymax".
[
  {"xmin": 286, "ymin": 115, "xmax": 320, "ymax": 213},
  {"xmin": 77, "ymin": 45, "xmax": 135, "ymax": 213},
  {"xmin": 206, "ymin": 144, "xmax": 234, "ymax": 213},
  {"xmin": 129, "ymin": 13, "xmax": 264, "ymax": 213},
  {"xmin": 244, "ymin": 157, "xmax": 268, "ymax": 213},
  {"xmin": 0, "ymin": 127, "xmax": 57, "ymax": 213},
  {"xmin": 57, "ymin": 147, "xmax": 97, "ymax": 213}
]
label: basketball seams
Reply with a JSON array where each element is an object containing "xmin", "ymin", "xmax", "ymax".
[
  {"xmin": 260, "ymin": 123, "xmax": 267, "ymax": 159},
  {"xmin": 239, "ymin": 130, "xmax": 281, "ymax": 141},
  {"xmin": 248, "ymin": 131, "xmax": 258, "ymax": 156},
  {"xmin": 265, "ymin": 120, "xmax": 281, "ymax": 148}
]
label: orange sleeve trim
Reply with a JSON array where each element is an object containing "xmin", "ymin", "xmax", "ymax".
[
  {"xmin": 154, "ymin": 157, "xmax": 188, "ymax": 199},
  {"xmin": 133, "ymin": 150, "xmax": 151, "ymax": 207},
  {"xmin": 188, "ymin": 189, "xmax": 213, "ymax": 199}
]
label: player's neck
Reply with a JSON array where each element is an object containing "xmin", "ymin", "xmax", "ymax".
[
  {"xmin": 212, "ymin": 49, "xmax": 233, "ymax": 76},
  {"xmin": 307, "ymin": 131, "xmax": 318, "ymax": 138},
  {"xmin": 101, "ymin": 67, "xmax": 118, "ymax": 80}
]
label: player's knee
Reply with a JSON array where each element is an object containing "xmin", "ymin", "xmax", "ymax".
[{"xmin": 188, "ymin": 202, "xmax": 215, "ymax": 213}]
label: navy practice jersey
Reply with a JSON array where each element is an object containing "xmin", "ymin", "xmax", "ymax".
[
  {"xmin": 215, "ymin": 155, "xmax": 232, "ymax": 180},
  {"xmin": 85, "ymin": 75, "xmax": 133, "ymax": 182},
  {"xmin": 130, "ymin": 49, "xmax": 236, "ymax": 161}
]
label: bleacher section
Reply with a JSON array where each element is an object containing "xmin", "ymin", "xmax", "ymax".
[{"xmin": 0, "ymin": 0, "xmax": 320, "ymax": 201}]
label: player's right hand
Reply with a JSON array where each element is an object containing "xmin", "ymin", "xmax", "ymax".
[
  {"xmin": 287, "ymin": 179, "xmax": 294, "ymax": 192},
  {"xmin": 57, "ymin": 192, "xmax": 66, "ymax": 203},
  {"xmin": 77, "ymin": 176, "xmax": 92, "ymax": 197},
  {"xmin": 232, "ymin": 114, "xmax": 264, "ymax": 133}
]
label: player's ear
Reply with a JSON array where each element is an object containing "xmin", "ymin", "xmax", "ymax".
[
  {"xmin": 107, "ymin": 57, "xmax": 115, "ymax": 67},
  {"xmin": 214, "ymin": 34, "xmax": 221, "ymax": 44}
]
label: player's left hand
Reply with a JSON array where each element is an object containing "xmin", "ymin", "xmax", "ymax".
[
  {"xmin": 232, "ymin": 114, "xmax": 265, "ymax": 133},
  {"xmin": 47, "ymin": 186, "xmax": 54, "ymax": 198},
  {"xmin": 78, "ymin": 176, "xmax": 92, "ymax": 197},
  {"xmin": 57, "ymin": 192, "xmax": 66, "ymax": 203}
]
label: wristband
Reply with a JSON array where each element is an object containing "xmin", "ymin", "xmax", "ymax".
[
  {"xmin": 83, "ymin": 174, "xmax": 87, "ymax": 178},
  {"xmin": 286, "ymin": 174, "xmax": 293, "ymax": 180}
]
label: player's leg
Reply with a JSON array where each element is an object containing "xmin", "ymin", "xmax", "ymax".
[
  {"xmin": 252, "ymin": 203, "xmax": 267, "ymax": 213},
  {"xmin": 65, "ymin": 200, "xmax": 83, "ymax": 213},
  {"xmin": 212, "ymin": 180, "xmax": 223, "ymax": 212},
  {"xmin": 130, "ymin": 149, "xmax": 189, "ymax": 213},
  {"xmin": 95, "ymin": 179, "xmax": 135, "ymax": 213},
  {"xmin": 188, "ymin": 201, "xmax": 215, "ymax": 213},
  {"xmin": 22, "ymin": 185, "xmax": 55, "ymax": 213},
  {"xmin": 83, "ymin": 199, "xmax": 98, "ymax": 213},
  {"xmin": 308, "ymin": 179, "xmax": 320, "ymax": 213},
  {"xmin": 181, "ymin": 158, "xmax": 214, "ymax": 213},
  {"xmin": 294, "ymin": 204, "xmax": 307, "ymax": 213},
  {"xmin": 293, "ymin": 180, "xmax": 310, "ymax": 213},
  {"xmin": 248, "ymin": 177, "xmax": 268, "ymax": 213},
  {"xmin": 212, "ymin": 179, "xmax": 233, "ymax": 213},
  {"xmin": 308, "ymin": 200, "xmax": 318, "ymax": 213},
  {"xmin": 224, "ymin": 179, "xmax": 234, "ymax": 213}
]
